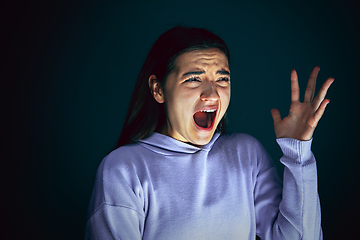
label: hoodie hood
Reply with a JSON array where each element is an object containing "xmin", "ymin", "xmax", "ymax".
[{"xmin": 138, "ymin": 132, "xmax": 221, "ymax": 155}]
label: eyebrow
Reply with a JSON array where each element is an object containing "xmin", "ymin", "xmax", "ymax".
[
  {"xmin": 182, "ymin": 69, "xmax": 230, "ymax": 77},
  {"xmin": 217, "ymin": 70, "xmax": 231, "ymax": 75}
]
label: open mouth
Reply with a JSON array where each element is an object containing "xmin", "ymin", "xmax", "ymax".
[{"xmin": 193, "ymin": 109, "xmax": 217, "ymax": 130}]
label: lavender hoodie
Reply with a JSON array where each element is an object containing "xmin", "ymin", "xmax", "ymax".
[{"xmin": 85, "ymin": 132, "xmax": 322, "ymax": 239}]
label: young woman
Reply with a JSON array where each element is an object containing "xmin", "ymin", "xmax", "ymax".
[{"xmin": 85, "ymin": 26, "xmax": 333, "ymax": 239}]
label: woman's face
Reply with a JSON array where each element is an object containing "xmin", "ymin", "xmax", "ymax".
[{"xmin": 157, "ymin": 48, "xmax": 231, "ymax": 146}]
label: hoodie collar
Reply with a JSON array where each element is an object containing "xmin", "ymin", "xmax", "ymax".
[{"xmin": 138, "ymin": 132, "xmax": 221, "ymax": 155}]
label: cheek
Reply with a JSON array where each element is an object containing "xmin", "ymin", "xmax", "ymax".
[
  {"xmin": 220, "ymin": 89, "xmax": 231, "ymax": 111},
  {"xmin": 173, "ymin": 89, "xmax": 199, "ymax": 108},
  {"xmin": 165, "ymin": 91, "xmax": 192, "ymax": 120}
]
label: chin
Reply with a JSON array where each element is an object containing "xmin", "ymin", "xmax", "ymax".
[{"xmin": 190, "ymin": 129, "xmax": 216, "ymax": 146}]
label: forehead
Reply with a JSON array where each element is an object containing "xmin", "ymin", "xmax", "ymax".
[{"xmin": 174, "ymin": 48, "xmax": 229, "ymax": 71}]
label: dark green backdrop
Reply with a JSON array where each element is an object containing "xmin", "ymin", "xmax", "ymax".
[{"xmin": 2, "ymin": 0, "xmax": 359, "ymax": 239}]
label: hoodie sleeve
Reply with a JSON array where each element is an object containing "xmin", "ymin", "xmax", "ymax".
[
  {"xmin": 254, "ymin": 138, "xmax": 322, "ymax": 240},
  {"xmin": 85, "ymin": 154, "xmax": 145, "ymax": 240}
]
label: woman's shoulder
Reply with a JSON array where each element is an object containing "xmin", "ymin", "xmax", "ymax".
[
  {"xmin": 108, "ymin": 142, "xmax": 144, "ymax": 157},
  {"xmin": 216, "ymin": 132, "xmax": 274, "ymax": 169},
  {"xmin": 99, "ymin": 142, "xmax": 148, "ymax": 172},
  {"xmin": 215, "ymin": 132, "xmax": 269, "ymax": 158},
  {"xmin": 217, "ymin": 132, "xmax": 261, "ymax": 146}
]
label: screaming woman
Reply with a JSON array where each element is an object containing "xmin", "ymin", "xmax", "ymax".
[{"xmin": 85, "ymin": 26, "xmax": 333, "ymax": 240}]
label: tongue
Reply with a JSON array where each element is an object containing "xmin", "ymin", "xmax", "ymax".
[{"xmin": 194, "ymin": 111, "xmax": 212, "ymax": 128}]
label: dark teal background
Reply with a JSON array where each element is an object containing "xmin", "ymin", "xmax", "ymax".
[{"xmin": 2, "ymin": 0, "xmax": 359, "ymax": 239}]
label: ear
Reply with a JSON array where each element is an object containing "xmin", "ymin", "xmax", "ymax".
[{"xmin": 148, "ymin": 75, "xmax": 165, "ymax": 103}]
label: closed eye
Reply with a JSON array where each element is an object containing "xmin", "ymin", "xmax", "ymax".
[{"xmin": 184, "ymin": 77, "xmax": 201, "ymax": 83}]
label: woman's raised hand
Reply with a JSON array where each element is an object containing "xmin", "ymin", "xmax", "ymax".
[{"xmin": 271, "ymin": 67, "xmax": 334, "ymax": 141}]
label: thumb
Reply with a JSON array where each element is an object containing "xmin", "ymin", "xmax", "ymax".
[{"xmin": 271, "ymin": 108, "xmax": 282, "ymax": 126}]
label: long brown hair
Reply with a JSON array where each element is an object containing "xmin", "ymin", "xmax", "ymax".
[{"xmin": 116, "ymin": 26, "xmax": 230, "ymax": 148}]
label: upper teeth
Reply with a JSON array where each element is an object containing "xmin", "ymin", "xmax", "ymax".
[{"xmin": 200, "ymin": 109, "xmax": 216, "ymax": 112}]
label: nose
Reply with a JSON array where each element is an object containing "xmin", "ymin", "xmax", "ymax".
[{"xmin": 200, "ymin": 82, "xmax": 219, "ymax": 102}]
